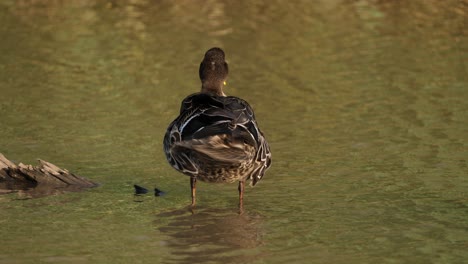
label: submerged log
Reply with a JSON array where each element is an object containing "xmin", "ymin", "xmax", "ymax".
[{"xmin": 0, "ymin": 153, "xmax": 97, "ymax": 198}]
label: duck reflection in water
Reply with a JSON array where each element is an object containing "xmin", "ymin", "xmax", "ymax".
[{"xmin": 156, "ymin": 207, "xmax": 265, "ymax": 264}]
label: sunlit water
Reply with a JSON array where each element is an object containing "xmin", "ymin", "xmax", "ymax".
[{"xmin": 1, "ymin": 1, "xmax": 467, "ymax": 263}]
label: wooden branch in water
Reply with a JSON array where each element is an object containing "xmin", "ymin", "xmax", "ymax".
[{"xmin": 0, "ymin": 153, "xmax": 97, "ymax": 198}]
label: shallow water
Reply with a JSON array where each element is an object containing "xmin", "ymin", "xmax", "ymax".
[{"xmin": 1, "ymin": 0, "xmax": 467, "ymax": 263}]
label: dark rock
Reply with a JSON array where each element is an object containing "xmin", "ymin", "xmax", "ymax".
[{"xmin": 134, "ymin": 184, "xmax": 149, "ymax": 195}]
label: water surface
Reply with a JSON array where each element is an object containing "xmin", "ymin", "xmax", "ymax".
[{"xmin": 1, "ymin": 1, "xmax": 467, "ymax": 263}]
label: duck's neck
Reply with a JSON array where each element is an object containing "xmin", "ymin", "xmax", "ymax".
[{"xmin": 201, "ymin": 82, "xmax": 226, "ymax": 96}]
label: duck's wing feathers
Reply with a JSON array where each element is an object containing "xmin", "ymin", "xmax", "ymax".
[
  {"xmin": 177, "ymin": 93, "xmax": 259, "ymax": 144},
  {"xmin": 165, "ymin": 93, "xmax": 271, "ymax": 184}
]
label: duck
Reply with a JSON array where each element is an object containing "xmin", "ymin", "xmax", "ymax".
[{"xmin": 163, "ymin": 47, "xmax": 271, "ymax": 208}]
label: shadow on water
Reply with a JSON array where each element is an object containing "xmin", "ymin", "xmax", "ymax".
[{"xmin": 155, "ymin": 206, "xmax": 266, "ymax": 264}]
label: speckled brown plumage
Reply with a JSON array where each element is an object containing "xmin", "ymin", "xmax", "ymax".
[{"xmin": 163, "ymin": 47, "xmax": 271, "ymax": 208}]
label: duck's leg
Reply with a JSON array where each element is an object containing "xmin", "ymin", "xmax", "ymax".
[
  {"xmin": 238, "ymin": 180, "xmax": 245, "ymax": 210},
  {"xmin": 190, "ymin": 177, "xmax": 197, "ymax": 206}
]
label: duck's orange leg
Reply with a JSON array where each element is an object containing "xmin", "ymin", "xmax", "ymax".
[
  {"xmin": 238, "ymin": 180, "xmax": 245, "ymax": 210},
  {"xmin": 190, "ymin": 177, "xmax": 197, "ymax": 206}
]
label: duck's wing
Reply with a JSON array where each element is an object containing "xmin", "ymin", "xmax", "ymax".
[
  {"xmin": 220, "ymin": 97, "xmax": 271, "ymax": 186},
  {"xmin": 165, "ymin": 93, "xmax": 271, "ymax": 183},
  {"xmin": 175, "ymin": 94, "xmax": 256, "ymax": 142}
]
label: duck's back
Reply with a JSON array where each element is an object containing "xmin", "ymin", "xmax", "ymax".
[{"xmin": 164, "ymin": 93, "xmax": 271, "ymax": 185}]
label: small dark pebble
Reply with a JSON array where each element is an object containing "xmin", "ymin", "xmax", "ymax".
[
  {"xmin": 134, "ymin": 184, "xmax": 148, "ymax": 195},
  {"xmin": 154, "ymin": 188, "xmax": 166, "ymax": 197}
]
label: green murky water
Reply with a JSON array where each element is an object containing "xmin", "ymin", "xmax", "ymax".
[{"xmin": 1, "ymin": 1, "xmax": 467, "ymax": 263}]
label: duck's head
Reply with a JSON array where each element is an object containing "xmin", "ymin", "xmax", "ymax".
[{"xmin": 199, "ymin": 47, "xmax": 228, "ymax": 96}]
